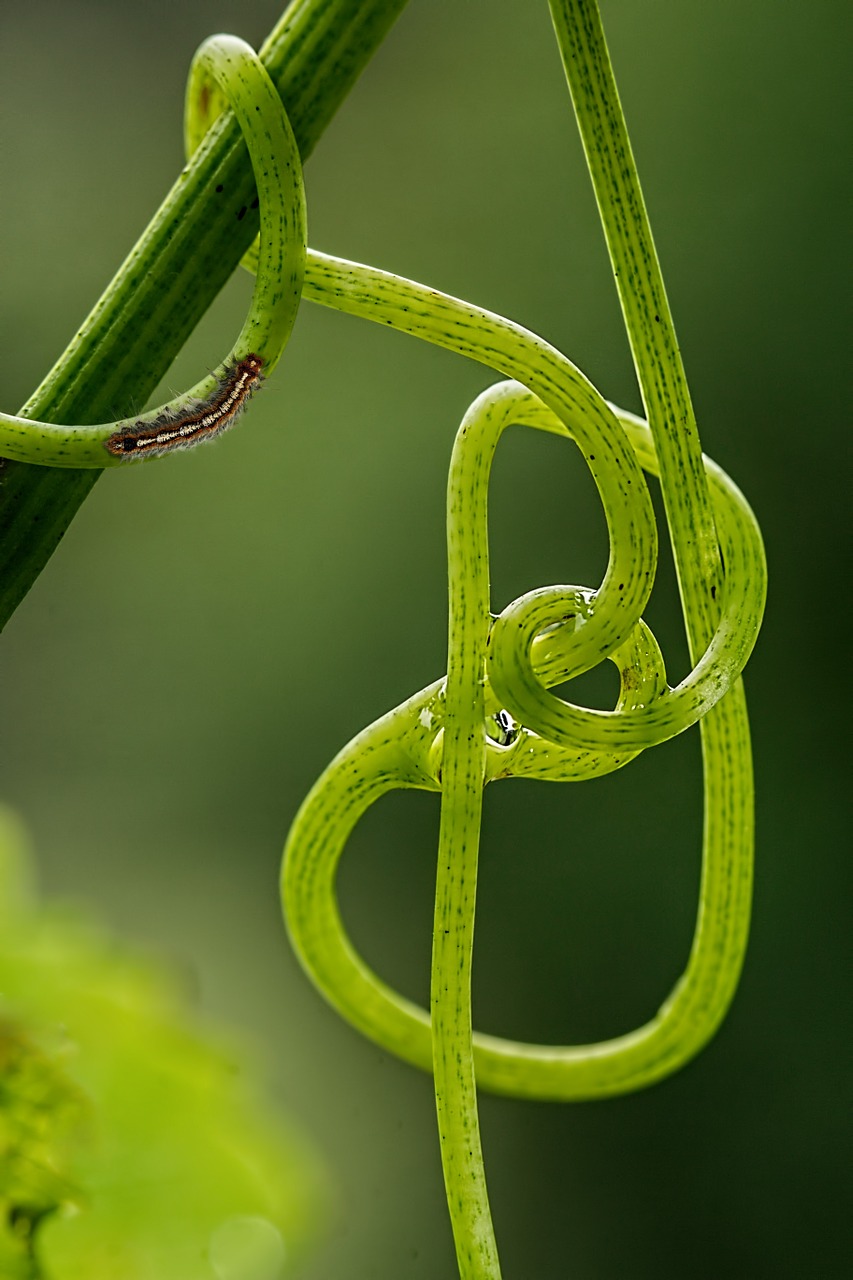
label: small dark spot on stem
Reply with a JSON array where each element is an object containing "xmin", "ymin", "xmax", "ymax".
[
  {"xmin": 250, "ymin": 196, "xmax": 259, "ymax": 210},
  {"xmin": 236, "ymin": 206, "xmax": 247, "ymax": 221},
  {"xmin": 215, "ymin": 183, "xmax": 224, "ymax": 193}
]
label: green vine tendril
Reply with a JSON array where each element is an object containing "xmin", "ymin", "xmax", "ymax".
[
  {"xmin": 284, "ymin": 1, "xmax": 767, "ymax": 1272},
  {"xmin": 0, "ymin": 1, "xmax": 767, "ymax": 1276},
  {"xmin": 0, "ymin": 34, "xmax": 305, "ymax": 467}
]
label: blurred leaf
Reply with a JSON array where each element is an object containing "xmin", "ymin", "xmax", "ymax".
[{"xmin": 0, "ymin": 806, "xmax": 327, "ymax": 1280}]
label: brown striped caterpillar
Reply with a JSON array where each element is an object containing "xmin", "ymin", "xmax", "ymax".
[{"xmin": 105, "ymin": 353, "xmax": 264, "ymax": 459}]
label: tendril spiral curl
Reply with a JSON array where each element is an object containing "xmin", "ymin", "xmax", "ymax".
[
  {"xmin": 0, "ymin": 34, "xmax": 306, "ymax": 467},
  {"xmin": 282, "ymin": 375, "xmax": 766, "ymax": 1099}
]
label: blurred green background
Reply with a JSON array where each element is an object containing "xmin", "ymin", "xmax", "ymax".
[{"xmin": 1, "ymin": 1, "xmax": 849, "ymax": 1276}]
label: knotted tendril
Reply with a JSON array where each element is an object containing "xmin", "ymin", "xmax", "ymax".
[
  {"xmin": 1, "ymin": 3, "xmax": 766, "ymax": 1276},
  {"xmin": 283, "ymin": 2, "xmax": 766, "ymax": 1273}
]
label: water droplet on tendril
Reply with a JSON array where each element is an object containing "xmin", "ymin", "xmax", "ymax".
[{"xmin": 487, "ymin": 708, "xmax": 518, "ymax": 747}]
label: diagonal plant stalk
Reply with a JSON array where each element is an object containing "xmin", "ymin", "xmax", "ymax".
[{"xmin": 0, "ymin": 0, "xmax": 409, "ymax": 628}]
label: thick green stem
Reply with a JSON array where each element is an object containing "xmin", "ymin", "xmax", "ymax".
[{"xmin": 0, "ymin": 0, "xmax": 409, "ymax": 628}]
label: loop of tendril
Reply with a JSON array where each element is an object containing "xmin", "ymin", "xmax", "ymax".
[
  {"xmin": 281, "ymin": 365, "xmax": 766, "ymax": 1099},
  {"xmin": 0, "ymin": 34, "xmax": 305, "ymax": 467}
]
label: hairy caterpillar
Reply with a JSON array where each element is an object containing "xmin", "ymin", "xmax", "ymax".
[{"xmin": 105, "ymin": 354, "xmax": 264, "ymax": 459}]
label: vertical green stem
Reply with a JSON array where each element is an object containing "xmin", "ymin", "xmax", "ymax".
[
  {"xmin": 431, "ymin": 408, "xmax": 502, "ymax": 1277},
  {"xmin": 549, "ymin": 0, "xmax": 721, "ymax": 658}
]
